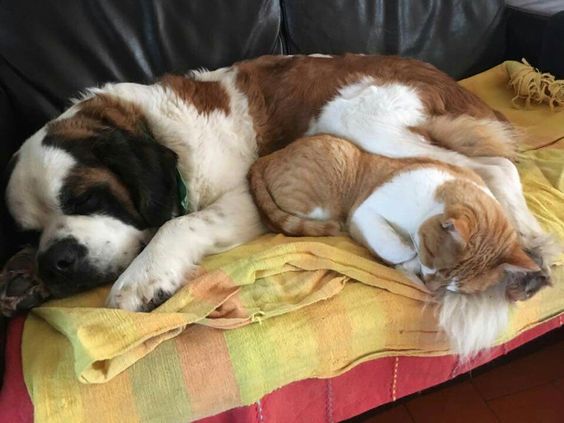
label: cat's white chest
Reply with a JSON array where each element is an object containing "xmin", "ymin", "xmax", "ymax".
[{"xmin": 349, "ymin": 168, "xmax": 452, "ymax": 240}]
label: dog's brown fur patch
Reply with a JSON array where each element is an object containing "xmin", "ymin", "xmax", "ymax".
[
  {"xmin": 236, "ymin": 54, "xmax": 500, "ymax": 156},
  {"xmin": 66, "ymin": 167, "xmax": 139, "ymax": 218},
  {"xmin": 49, "ymin": 93, "xmax": 150, "ymax": 139},
  {"xmin": 45, "ymin": 93, "xmax": 174, "ymax": 225},
  {"xmin": 160, "ymin": 74, "xmax": 230, "ymax": 115}
]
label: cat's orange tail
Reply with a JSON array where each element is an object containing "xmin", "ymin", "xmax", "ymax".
[{"xmin": 249, "ymin": 159, "xmax": 342, "ymax": 237}]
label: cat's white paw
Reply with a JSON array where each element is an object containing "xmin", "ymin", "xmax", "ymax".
[
  {"xmin": 397, "ymin": 256, "xmax": 421, "ymax": 275},
  {"xmin": 395, "ymin": 256, "xmax": 425, "ymax": 286}
]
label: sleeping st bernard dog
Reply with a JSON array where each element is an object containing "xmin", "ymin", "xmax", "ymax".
[{"xmin": 6, "ymin": 54, "xmax": 554, "ymax": 319}]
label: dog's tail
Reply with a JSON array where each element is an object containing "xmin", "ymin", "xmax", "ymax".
[
  {"xmin": 249, "ymin": 158, "xmax": 342, "ymax": 237},
  {"xmin": 415, "ymin": 115, "xmax": 521, "ymax": 160}
]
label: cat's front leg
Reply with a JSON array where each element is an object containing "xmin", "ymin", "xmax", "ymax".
[
  {"xmin": 106, "ymin": 186, "xmax": 266, "ymax": 311},
  {"xmin": 348, "ymin": 210, "xmax": 416, "ymax": 264},
  {"xmin": 348, "ymin": 210, "xmax": 426, "ymax": 286},
  {"xmin": 396, "ymin": 255, "xmax": 421, "ymax": 275},
  {"xmin": 395, "ymin": 256, "xmax": 427, "ymax": 287}
]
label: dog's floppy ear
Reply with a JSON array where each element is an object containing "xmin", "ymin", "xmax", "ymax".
[{"xmin": 91, "ymin": 128, "xmax": 179, "ymax": 228}]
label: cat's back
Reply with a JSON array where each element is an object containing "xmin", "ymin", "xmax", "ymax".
[{"xmin": 259, "ymin": 134, "xmax": 363, "ymax": 191}]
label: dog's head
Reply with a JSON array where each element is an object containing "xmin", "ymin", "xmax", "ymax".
[{"xmin": 6, "ymin": 91, "xmax": 179, "ymax": 297}]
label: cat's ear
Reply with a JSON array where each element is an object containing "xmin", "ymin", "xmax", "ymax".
[
  {"xmin": 501, "ymin": 246, "xmax": 540, "ymax": 273},
  {"xmin": 441, "ymin": 217, "xmax": 470, "ymax": 246}
]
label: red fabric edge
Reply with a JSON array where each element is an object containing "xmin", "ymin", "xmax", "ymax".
[
  {"xmin": 0, "ymin": 316, "xmax": 32, "ymax": 423},
  {"xmin": 199, "ymin": 315, "xmax": 564, "ymax": 423},
  {"xmin": 1, "ymin": 314, "xmax": 562, "ymax": 423}
]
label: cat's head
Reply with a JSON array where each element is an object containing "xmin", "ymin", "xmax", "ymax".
[{"xmin": 416, "ymin": 205, "xmax": 540, "ymax": 295}]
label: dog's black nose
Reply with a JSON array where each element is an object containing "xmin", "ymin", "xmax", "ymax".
[{"xmin": 38, "ymin": 237, "xmax": 86, "ymax": 281}]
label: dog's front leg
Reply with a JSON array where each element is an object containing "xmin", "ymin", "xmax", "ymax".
[{"xmin": 106, "ymin": 186, "xmax": 266, "ymax": 311}]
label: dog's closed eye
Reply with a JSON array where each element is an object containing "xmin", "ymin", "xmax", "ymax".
[{"xmin": 69, "ymin": 192, "xmax": 101, "ymax": 214}]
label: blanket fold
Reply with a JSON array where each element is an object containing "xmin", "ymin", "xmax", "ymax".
[{"xmin": 32, "ymin": 237, "xmax": 431, "ymax": 383}]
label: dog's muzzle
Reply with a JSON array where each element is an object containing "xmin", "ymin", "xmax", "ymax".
[{"xmin": 37, "ymin": 237, "xmax": 110, "ymax": 297}]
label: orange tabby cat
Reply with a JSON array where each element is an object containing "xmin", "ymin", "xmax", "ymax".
[{"xmin": 249, "ymin": 134, "xmax": 540, "ymax": 294}]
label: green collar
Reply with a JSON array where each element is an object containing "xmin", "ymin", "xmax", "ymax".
[
  {"xmin": 175, "ymin": 169, "xmax": 191, "ymax": 215},
  {"xmin": 138, "ymin": 128, "xmax": 194, "ymax": 215}
]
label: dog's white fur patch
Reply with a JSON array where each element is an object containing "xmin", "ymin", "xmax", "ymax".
[
  {"xmin": 6, "ymin": 128, "xmax": 76, "ymax": 230},
  {"xmin": 439, "ymin": 284, "xmax": 510, "ymax": 359},
  {"xmin": 97, "ymin": 68, "xmax": 258, "ymax": 209},
  {"xmin": 308, "ymin": 80, "xmax": 431, "ymax": 158},
  {"xmin": 39, "ymin": 215, "xmax": 150, "ymax": 275},
  {"xmin": 107, "ymin": 185, "xmax": 265, "ymax": 310}
]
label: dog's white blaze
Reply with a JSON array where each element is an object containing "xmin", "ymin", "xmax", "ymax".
[{"xmin": 40, "ymin": 215, "xmax": 150, "ymax": 273}]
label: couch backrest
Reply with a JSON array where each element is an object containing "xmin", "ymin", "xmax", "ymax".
[{"xmin": 283, "ymin": 0, "xmax": 506, "ymax": 78}]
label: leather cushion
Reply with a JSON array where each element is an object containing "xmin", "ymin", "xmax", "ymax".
[
  {"xmin": 0, "ymin": 0, "xmax": 283, "ymax": 142},
  {"xmin": 282, "ymin": 0, "xmax": 506, "ymax": 79}
]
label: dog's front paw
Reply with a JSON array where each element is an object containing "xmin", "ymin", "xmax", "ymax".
[
  {"xmin": 106, "ymin": 278, "xmax": 174, "ymax": 312},
  {"xmin": 105, "ymin": 250, "xmax": 197, "ymax": 312}
]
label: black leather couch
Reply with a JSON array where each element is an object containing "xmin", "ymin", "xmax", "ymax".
[{"xmin": 2, "ymin": 0, "xmax": 553, "ymax": 389}]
